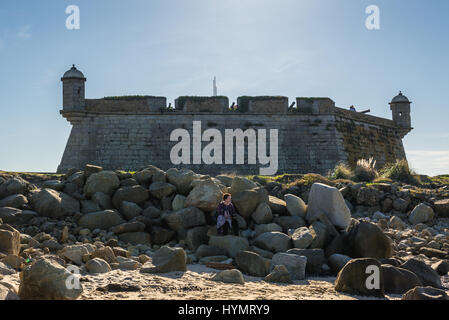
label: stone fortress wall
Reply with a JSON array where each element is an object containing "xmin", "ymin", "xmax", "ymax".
[{"xmin": 57, "ymin": 66, "xmax": 413, "ymax": 175}]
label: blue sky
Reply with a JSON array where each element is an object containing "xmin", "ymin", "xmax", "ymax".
[{"xmin": 0, "ymin": 0, "xmax": 448, "ymax": 175}]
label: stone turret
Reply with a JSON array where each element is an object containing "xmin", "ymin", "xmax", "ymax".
[
  {"xmin": 389, "ymin": 91, "xmax": 412, "ymax": 137},
  {"xmin": 61, "ymin": 65, "xmax": 86, "ymax": 111}
]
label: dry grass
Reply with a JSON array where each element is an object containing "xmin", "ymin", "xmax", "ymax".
[{"xmin": 353, "ymin": 158, "xmax": 379, "ymax": 182}]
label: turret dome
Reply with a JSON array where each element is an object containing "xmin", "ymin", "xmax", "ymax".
[{"xmin": 62, "ymin": 65, "xmax": 86, "ymax": 80}]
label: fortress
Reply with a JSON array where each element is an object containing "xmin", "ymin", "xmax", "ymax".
[{"xmin": 57, "ymin": 65, "xmax": 413, "ymax": 176}]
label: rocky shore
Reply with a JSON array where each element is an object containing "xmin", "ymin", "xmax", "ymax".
[{"xmin": 0, "ymin": 165, "xmax": 448, "ymax": 300}]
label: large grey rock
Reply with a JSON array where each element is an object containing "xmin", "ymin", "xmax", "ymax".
[
  {"xmin": 185, "ymin": 226, "xmax": 209, "ymax": 251},
  {"xmin": 230, "ymin": 177, "xmax": 257, "ymax": 194},
  {"xmin": 309, "ymin": 221, "xmax": 329, "ymax": 249},
  {"xmin": 109, "ymin": 221, "xmax": 146, "ymax": 235},
  {"xmin": 149, "ymin": 182, "xmax": 176, "ymax": 199},
  {"xmin": 402, "ymin": 287, "xmax": 449, "ymax": 300},
  {"xmin": 409, "ymin": 203, "xmax": 434, "ymax": 224},
  {"xmin": 112, "ymin": 185, "xmax": 149, "ymax": 209},
  {"xmin": 78, "ymin": 210, "xmax": 125, "ymax": 230},
  {"xmin": 84, "ymin": 171, "xmax": 120, "ymax": 197},
  {"xmin": 195, "ymin": 244, "xmax": 227, "ymax": 260},
  {"xmin": 291, "ymin": 227, "xmax": 314, "ymax": 249},
  {"xmin": 328, "ymin": 254, "xmax": 352, "ymax": 274},
  {"xmin": 0, "ymin": 177, "xmax": 29, "ymax": 198},
  {"xmin": 172, "ymin": 194, "xmax": 186, "ymax": 211},
  {"xmin": 0, "ymin": 224, "xmax": 20, "ymax": 255},
  {"xmin": 264, "ymin": 265, "xmax": 292, "ymax": 283},
  {"xmin": 268, "ymin": 196, "xmax": 287, "ymax": 215},
  {"xmin": 356, "ymin": 187, "xmax": 380, "ymax": 207},
  {"xmin": 118, "ymin": 232, "xmax": 151, "ymax": 245},
  {"xmin": 251, "ymin": 202, "xmax": 273, "ymax": 224},
  {"xmin": 400, "ymin": 258, "xmax": 442, "ymax": 288},
  {"xmin": 271, "ymin": 253, "xmax": 307, "ymax": 280},
  {"xmin": 86, "ymin": 258, "xmax": 111, "ymax": 274},
  {"xmin": 273, "ymin": 216, "xmax": 306, "ymax": 233},
  {"xmin": 0, "ymin": 261, "xmax": 16, "ymax": 275},
  {"xmin": 211, "ymin": 269, "xmax": 244, "ymax": 284},
  {"xmin": 58, "ymin": 243, "xmax": 96, "ymax": 265},
  {"xmin": 0, "ymin": 207, "xmax": 23, "ymax": 224},
  {"xmin": 0, "ymin": 194, "xmax": 28, "ymax": 209},
  {"xmin": 150, "ymin": 226, "xmax": 175, "ymax": 245},
  {"xmin": 120, "ymin": 201, "xmax": 143, "ymax": 220},
  {"xmin": 393, "ymin": 198, "xmax": 409, "ymax": 212},
  {"xmin": 254, "ymin": 223, "xmax": 283, "ymax": 237},
  {"xmin": 306, "ymin": 183, "xmax": 351, "ymax": 230},
  {"xmin": 232, "ymin": 187, "xmax": 269, "ymax": 218},
  {"xmin": 91, "ymin": 192, "xmax": 113, "ymax": 210},
  {"xmin": 166, "ymin": 168, "xmax": 196, "ymax": 195},
  {"xmin": 284, "ymin": 194, "xmax": 307, "ymax": 218},
  {"xmin": 19, "ymin": 257, "xmax": 83, "ymax": 300},
  {"xmin": 184, "ymin": 179, "xmax": 223, "ymax": 212},
  {"xmin": 235, "ymin": 250, "xmax": 269, "ymax": 277},
  {"xmin": 254, "ymin": 232, "xmax": 291, "ymax": 253},
  {"xmin": 162, "ymin": 207, "xmax": 206, "ymax": 231},
  {"xmin": 335, "ymin": 258, "xmax": 384, "ymax": 298},
  {"xmin": 141, "ymin": 246, "xmax": 187, "ymax": 273},
  {"xmin": 30, "ymin": 189, "xmax": 80, "ymax": 218},
  {"xmin": 381, "ymin": 264, "xmax": 422, "ymax": 294},
  {"xmin": 434, "ymin": 199, "xmax": 449, "ymax": 217},
  {"xmin": 80, "ymin": 200, "xmax": 102, "ymax": 214},
  {"xmin": 287, "ymin": 248, "xmax": 324, "ymax": 275},
  {"xmin": 209, "ymin": 235, "xmax": 249, "ymax": 258}
]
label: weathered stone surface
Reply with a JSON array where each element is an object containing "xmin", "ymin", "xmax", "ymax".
[
  {"xmin": 141, "ymin": 246, "xmax": 187, "ymax": 273},
  {"xmin": 0, "ymin": 177, "xmax": 29, "ymax": 198},
  {"xmin": 0, "ymin": 207, "xmax": 23, "ymax": 224},
  {"xmin": 335, "ymin": 258, "xmax": 384, "ymax": 298},
  {"xmin": 235, "ymin": 250, "xmax": 269, "ymax": 277},
  {"xmin": 112, "ymin": 185, "xmax": 149, "ymax": 209},
  {"xmin": 400, "ymin": 259, "xmax": 442, "ymax": 289},
  {"xmin": 91, "ymin": 246, "xmax": 117, "ymax": 264},
  {"xmin": 230, "ymin": 177, "xmax": 257, "ymax": 194},
  {"xmin": 120, "ymin": 201, "xmax": 143, "ymax": 220},
  {"xmin": 306, "ymin": 183, "xmax": 351, "ymax": 230},
  {"xmin": 19, "ymin": 258, "xmax": 83, "ymax": 300},
  {"xmin": 185, "ymin": 226, "xmax": 209, "ymax": 251},
  {"xmin": 309, "ymin": 221, "xmax": 329, "ymax": 249},
  {"xmin": 78, "ymin": 210, "xmax": 125, "ymax": 230},
  {"xmin": 80, "ymin": 200, "xmax": 102, "ymax": 214},
  {"xmin": 184, "ymin": 180, "xmax": 223, "ymax": 212},
  {"xmin": 166, "ymin": 168, "xmax": 196, "ymax": 195},
  {"xmin": 172, "ymin": 194, "xmax": 186, "ymax": 211},
  {"xmin": 211, "ymin": 269, "xmax": 244, "ymax": 284},
  {"xmin": 419, "ymin": 247, "xmax": 447, "ymax": 259},
  {"xmin": 434, "ymin": 199, "xmax": 449, "ymax": 217},
  {"xmin": 195, "ymin": 244, "xmax": 227, "ymax": 260},
  {"xmin": 287, "ymin": 248, "xmax": 324, "ymax": 275},
  {"xmin": 0, "ymin": 261, "xmax": 16, "ymax": 275},
  {"xmin": 393, "ymin": 198, "xmax": 409, "ymax": 212},
  {"xmin": 345, "ymin": 220, "xmax": 393, "ymax": 259},
  {"xmin": 149, "ymin": 182, "xmax": 176, "ymax": 199},
  {"xmin": 388, "ymin": 216, "xmax": 406, "ymax": 230},
  {"xmin": 118, "ymin": 232, "xmax": 151, "ymax": 245},
  {"xmin": 291, "ymin": 227, "xmax": 314, "ymax": 249},
  {"xmin": 409, "ymin": 203, "xmax": 434, "ymax": 224},
  {"xmin": 110, "ymin": 221, "xmax": 146, "ymax": 235},
  {"xmin": 59, "ymin": 243, "xmax": 96, "ymax": 265},
  {"xmin": 86, "ymin": 258, "xmax": 111, "ymax": 274},
  {"xmin": 402, "ymin": 287, "xmax": 449, "ymax": 300},
  {"xmin": 328, "ymin": 254, "xmax": 352, "ymax": 274},
  {"xmin": 432, "ymin": 260, "xmax": 449, "ymax": 276},
  {"xmin": 150, "ymin": 226, "xmax": 175, "ymax": 245},
  {"xmin": 251, "ymin": 202, "xmax": 273, "ymax": 224},
  {"xmin": 162, "ymin": 207, "xmax": 206, "ymax": 231},
  {"xmin": 84, "ymin": 171, "xmax": 120, "ymax": 197},
  {"xmin": 91, "ymin": 192, "xmax": 113, "ymax": 210},
  {"xmin": 381, "ymin": 264, "xmax": 422, "ymax": 294},
  {"xmin": 0, "ymin": 194, "xmax": 28, "ymax": 209},
  {"xmin": 0, "ymin": 224, "xmax": 20, "ymax": 255},
  {"xmin": 30, "ymin": 189, "xmax": 80, "ymax": 218},
  {"xmin": 271, "ymin": 253, "xmax": 307, "ymax": 280},
  {"xmin": 232, "ymin": 188, "xmax": 268, "ymax": 218},
  {"xmin": 142, "ymin": 206, "xmax": 162, "ymax": 219},
  {"xmin": 264, "ymin": 265, "xmax": 292, "ymax": 283},
  {"xmin": 254, "ymin": 232, "xmax": 291, "ymax": 253},
  {"xmin": 273, "ymin": 216, "xmax": 306, "ymax": 233},
  {"xmin": 209, "ymin": 235, "xmax": 249, "ymax": 258},
  {"xmin": 254, "ymin": 223, "xmax": 282, "ymax": 237},
  {"xmin": 284, "ymin": 194, "xmax": 307, "ymax": 218},
  {"xmin": 268, "ymin": 196, "xmax": 287, "ymax": 215}
]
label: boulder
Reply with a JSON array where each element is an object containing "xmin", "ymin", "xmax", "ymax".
[
  {"xmin": 271, "ymin": 253, "xmax": 307, "ymax": 280},
  {"xmin": 2, "ymin": 254, "xmax": 25, "ymax": 269},
  {"xmin": 419, "ymin": 247, "xmax": 447, "ymax": 259},
  {"xmin": 109, "ymin": 221, "xmax": 146, "ymax": 235},
  {"xmin": 166, "ymin": 168, "xmax": 196, "ymax": 195},
  {"xmin": 264, "ymin": 265, "xmax": 292, "ymax": 283},
  {"xmin": 388, "ymin": 216, "xmax": 406, "ymax": 230},
  {"xmin": 291, "ymin": 227, "xmax": 314, "ymax": 249},
  {"xmin": 84, "ymin": 164, "xmax": 103, "ymax": 177},
  {"xmin": 393, "ymin": 198, "xmax": 409, "ymax": 212},
  {"xmin": 0, "ymin": 261, "xmax": 16, "ymax": 275},
  {"xmin": 335, "ymin": 258, "xmax": 384, "ymax": 298},
  {"xmin": 185, "ymin": 226, "xmax": 209, "ymax": 251},
  {"xmin": 381, "ymin": 264, "xmax": 422, "ymax": 294},
  {"xmin": 215, "ymin": 175, "xmax": 234, "ymax": 187},
  {"xmin": 0, "ymin": 177, "xmax": 29, "ymax": 198},
  {"xmin": 254, "ymin": 223, "xmax": 283, "ymax": 237},
  {"xmin": 0, "ymin": 207, "xmax": 23, "ymax": 224},
  {"xmin": 142, "ymin": 206, "xmax": 162, "ymax": 219},
  {"xmin": 184, "ymin": 180, "xmax": 223, "ymax": 212},
  {"xmin": 402, "ymin": 287, "xmax": 449, "ymax": 300},
  {"xmin": 91, "ymin": 246, "xmax": 117, "ymax": 264},
  {"xmin": 434, "ymin": 199, "xmax": 449, "ymax": 217},
  {"xmin": 86, "ymin": 258, "xmax": 111, "ymax": 274},
  {"xmin": 149, "ymin": 182, "xmax": 176, "ymax": 199},
  {"xmin": 254, "ymin": 232, "xmax": 291, "ymax": 253},
  {"xmin": 0, "ymin": 194, "xmax": 28, "ymax": 209},
  {"xmin": 432, "ymin": 260, "xmax": 449, "ymax": 276},
  {"xmin": 309, "ymin": 221, "xmax": 329, "ymax": 249},
  {"xmin": 230, "ymin": 177, "xmax": 257, "ymax": 194},
  {"xmin": 409, "ymin": 203, "xmax": 434, "ymax": 224},
  {"xmin": 235, "ymin": 250, "xmax": 269, "ymax": 277},
  {"xmin": 356, "ymin": 187, "xmax": 380, "ymax": 207},
  {"xmin": 118, "ymin": 232, "xmax": 151, "ymax": 245},
  {"xmin": 19, "ymin": 258, "xmax": 83, "ymax": 300},
  {"xmin": 112, "ymin": 185, "xmax": 149, "ymax": 209},
  {"xmin": 91, "ymin": 192, "xmax": 114, "ymax": 210},
  {"xmin": 268, "ymin": 196, "xmax": 287, "ymax": 216},
  {"xmin": 273, "ymin": 216, "xmax": 306, "ymax": 233},
  {"xmin": 172, "ymin": 194, "xmax": 186, "ymax": 211},
  {"xmin": 58, "ymin": 243, "xmax": 96, "ymax": 265},
  {"xmin": 345, "ymin": 220, "xmax": 393, "ymax": 259},
  {"xmin": 78, "ymin": 210, "xmax": 125, "ymax": 230},
  {"xmin": 84, "ymin": 171, "xmax": 120, "ymax": 197},
  {"xmin": 150, "ymin": 226, "xmax": 175, "ymax": 245},
  {"xmin": 120, "ymin": 201, "xmax": 143, "ymax": 220},
  {"xmin": 195, "ymin": 244, "xmax": 227, "ymax": 260},
  {"xmin": 287, "ymin": 248, "xmax": 324, "ymax": 275},
  {"xmin": 141, "ymin": 246, "xmax": 187, "ymax": 273},
  {"xmin": 306, "ymin": 183, "xmax": 351, "ymax": 230},
  {"xmin": 209, "ymin": 235, "xmax": 249, "ymax": 258},
  {"xmin": 162, "ymin": 207, "xmax": 206, "ymax": 231},
  {"xmin": 30, "ymin": 189, "xmax": 80, "ymax": 218},
  {"xmin": 80, "ymin": 200, "xmax": 102, "ymax": 214},
  {"xmin": 400, "ymin": 258, "xmax": 442, "ymax": 288},
  {"xmin": 251, "ymin": 202, "xmax": 273, "ymax": 224},
  {"xmin": 232, "ymin": 187, "xmax": 268, "ymax": 218},
  {"xmin": 284, "ymin": 194, "xmax": 307, "ymax": 218},
  {"xmin": 211, "ymin": 269, "xmax": 244, "ymax": 285},
  {"xmin": 0, "ymin": 224, "xmax": 20, "ymax": 255}
]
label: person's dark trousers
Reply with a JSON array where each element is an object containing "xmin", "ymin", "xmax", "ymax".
[{"xmin": 218, "ymin": 219, "xmax": 238, "ymax": 236}]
